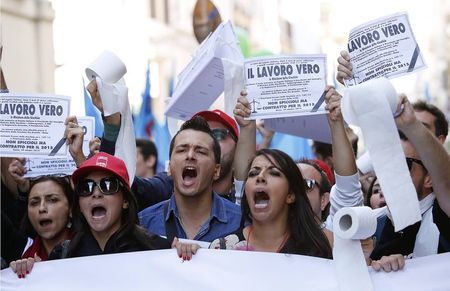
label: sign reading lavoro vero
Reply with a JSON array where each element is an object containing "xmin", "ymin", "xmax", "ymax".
[
  {"xmin": 244, "ymin": 54, "xmax": 327, "ymax": 120},
  {"xmin": 344, "ymin": 12, "xmax": 426, "ymax": 86},
  {"xmin": 0, "ymin": 93, "xmax": 70, "ymax": 157}
]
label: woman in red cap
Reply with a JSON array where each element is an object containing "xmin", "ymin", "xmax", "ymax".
[{"xmin": 50, "ymin": 152, "xmax": 170, "ymax": 259}]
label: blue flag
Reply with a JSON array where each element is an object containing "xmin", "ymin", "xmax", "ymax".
[
  {"xmin": 83, "ymin": 78, "xmax": 104, "ymax": 137},
  {"xmin": 152, "ymin": 119, "xmax": 171, "ymax": 172},
  {"xmin": 134, "ymin": 64, "xmax": 154, "ymax": 138}
]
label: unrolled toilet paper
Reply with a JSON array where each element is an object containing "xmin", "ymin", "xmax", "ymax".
[
  {"xmin": 333, "ymin": 206, "xmax": 387, "ymax": 291},
  {"xmin": 341, "ymin": 77, "xmax": 421, "ymax": 232},
  {"xmin": 85, "ymin": 51, "xmax": 135, "ymax": 185}
]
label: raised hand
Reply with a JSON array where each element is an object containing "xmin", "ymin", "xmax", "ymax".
[
  {"xmin": 233, "ymin": 90, "xmax": 253, "ymax": 128},
  {"xmin": 64, "ymin": 116, "xmax": 86, "ymax": 167},
  {"xmin": 336, "ymin": 50, "xmax": 353, "ymax": 85},
  {"xmin": 8, "ymin": 158, "xmax": 30, "ymax": 192},
  {"xmin": 324, "ymin": 85, "xmax": 343, "ymax": 123}
]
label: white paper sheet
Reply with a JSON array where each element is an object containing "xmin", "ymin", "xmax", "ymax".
[
  {"xmin": 0, "ymin": 93, "xmax": 70, "ymax": 158},
  {"xmin": 244, "ymin": 54, "xmax": 327, "ymax": 119},
  {"xmin": 165, "ymin": 21, "xmax": 244, "ymax": 120},
  {"xmin": 344, "ymin": 12, "xmax": 426, "ymax": 86},
  {"xmin": 23, "ymin": 117, "xmax": 95, "ymax": 177}
]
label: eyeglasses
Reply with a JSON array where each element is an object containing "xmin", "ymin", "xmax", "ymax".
[
  {"xmin": 211, "ymin": 128, "xmax": 236, "ymax": 142},
  {"xmin": 304, "ymin": 179, "xmax": 320, "ymax": 192},
  {"xmin": 406, "ymin": 157, "xmax": 425, "ymax": 171},
  {"xmin": 76, "ymin": 177, "xmax": 123, "ymax": 197}
]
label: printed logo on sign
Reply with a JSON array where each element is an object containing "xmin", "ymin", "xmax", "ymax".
[{"xmin": 96, "ymin": 156, "xmax": 108, "ymax": 167}]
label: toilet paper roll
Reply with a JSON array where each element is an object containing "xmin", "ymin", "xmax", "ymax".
[
  {"xmin": 333, "ymin": 206, "xmax": 378, "ymax": 240},
  {"xmin": 332, "ymin": 206, "xmax": 387, "ymax": 291},
  {"xmin": 341, "ymin": 77, "xmax": 421, "ymax": 232},
  {"xmin": 84, "ymin": 51, "xmax": 135, "ymax": 185},
  {"xmin": 86, "ymin": 51, "xmax": 127, "ymax": 83}
]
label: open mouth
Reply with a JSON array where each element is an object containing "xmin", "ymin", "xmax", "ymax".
[
  {"xmin": 39, "ymin": 219, "xmax": 53, "ymax": 227},
  {"xmin": 92, "ymin": 206, "xmax": 107, "ymax": 218},
  {"xmin": 182, "ymin": 166, "xmax": 197, "ymax": 182},
  {"xmin": 254, "ymin": 191, "xmax": 270, "ymax": 209}
]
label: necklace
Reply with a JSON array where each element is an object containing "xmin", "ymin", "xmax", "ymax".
[{"xmin": 246, "ymin": 226, "xmax": 290, "ymax": 253}]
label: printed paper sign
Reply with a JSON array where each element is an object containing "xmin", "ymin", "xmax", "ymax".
[
  {"xmin": 0, "ymin": 93, "xmax": 70, "ymax": 157},
  {"xmin": 245, "ymin": 55, "xmax": 327, "ymax": 119},
  {"xmin": 345, "ymin": 12, "xmax": 426, "ymax": 86},
  {"xmin": 165, "ymin": 20, "xmax": 244, "ymax": 120},
  {"xmin": 23, "ymin": 157, "xmax": 77, "ymax": 178},
  {"xmin": 23, "ymin": 116, "xmax": 95, "ymax": 178}
]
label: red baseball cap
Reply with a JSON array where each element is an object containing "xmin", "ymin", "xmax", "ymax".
[
  {"xmin": 72, "ymin": 152, "xmax": 130, "ymax": 190},
  {"xmin": 314, "ymin": 159, "xmax": 335, "ymax": 185},
  {"xmin": 193, "ymin": 109, "xmax": 239, "ymax": 140}
]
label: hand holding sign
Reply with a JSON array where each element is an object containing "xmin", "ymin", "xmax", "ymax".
[
  {"xmin": 343, "ymin": 12, "xmax": 426, "ymax": 86},
  {"xmin": 233, "ymin": 90, "xmax": 253, "ymax": 128},
  {"xmin": 336, "ymin": 51, "xmax": 352, "ymax": 85},
  {"xmin": 8, "ymin": 158, "xmax": 30, "ymax": 192},
  {"xmin": 64, "ymin": 116, "xmax": 86, "ymax": 166}
]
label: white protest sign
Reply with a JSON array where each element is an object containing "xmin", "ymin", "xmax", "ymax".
[
  {"xmin": 344, "ymin": 12, "xmax": 426, "ymax": 86},
  {"xmin": 23, "ymin": 116, "xmax": 95, "ymax": 178},
  {"xmin": 264, "ymin": 113, "xmax": 331, "ymax": 143},
  {"xmin": 165, "ymin": 20, "xmax": 244, "ymax": 120},
  {"xmin": 245, "ymin": 54, "xmax": 327, "ymax": 119},
  {"xmin": 1, "ymin": 249, "xmax": 450, "ymax": 291},
  {"xmin": 0, "ymin": 93, "xmax": 70, "ymax": 157},
  {"xmin": 22, "ymin": 157, "xmax": 77, "ymax": 178}
]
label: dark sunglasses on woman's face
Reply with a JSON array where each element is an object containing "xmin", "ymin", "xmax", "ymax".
[
  {"xmin": 76, "ymin": 177, "xmax": 122, "ymax": 197},
  {"xmin": 406, "ymin": 157, "xmax": 425, "ymax": 171},
  {"xmin": 211, "ymin": 128, "xmax": 236, "ymax": 142},
  {"xmin": 304, "ymin": 179, "xmax": 321, "ymax": 192}
]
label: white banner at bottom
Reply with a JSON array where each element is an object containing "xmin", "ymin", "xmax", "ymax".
[{"xmin": 1, "ymin": 249, "xmax": 449, "ymax": 291}]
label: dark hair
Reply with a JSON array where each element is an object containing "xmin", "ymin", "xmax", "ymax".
[
  {"xmin": 66, "ymin": 174, "xmax": 160, "ymax": 256},
  {"xmin": 136, "ymin": 138, "xmax": 158, "ymax": 173},
  {"xmin": 312, "ymin": 141, "xmax": 333, "ymax": 160},
  {"xmin": 169, "ymin": 116, "xmax": 221, "ymax": 164},
  {"xmin": 413, "ymin": 100, "xmax": 448, "ymax": 138},
  {"xmin": 22, "ymin": 176, "xmax": 75, "ymax": 237},
  {"xmin": 297, "ymin": 158, "xmax": 331, "ymax": 221},
  {"xmin": 365, "ymin": 176, "xmax": 378, "ymax": 207},
  {"xmin": 241, "ymin": 149, "xmax": 332, "ymax": 259}
]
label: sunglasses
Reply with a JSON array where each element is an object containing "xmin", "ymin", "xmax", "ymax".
[
  {"xmin": 406, "ymin": 157, "xmax": 425, "ymax": 171},
  {"xmin": 304, "ymin": 179, "xmax": 321, "ymax": 192},
  {"xmin": 211, "ymin": 128, "xmax": 236, "ymax": 142},
  {"xmin": 76, "ymin": 177, "xmax": 123, "ymax": 197}
]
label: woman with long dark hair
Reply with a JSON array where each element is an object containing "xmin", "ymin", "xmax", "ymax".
[
  {"xmin": 8, "ymin": 172, "xmax": 74, "ymax": 278},
  {"xmin": 225, "ymin": 148, "xmax": 332, "ymax": 257}
]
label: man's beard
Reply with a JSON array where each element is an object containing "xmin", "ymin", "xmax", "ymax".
[{"xmin": 215, "ymin": 152, "xmax": 233, "ymax": 182}]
